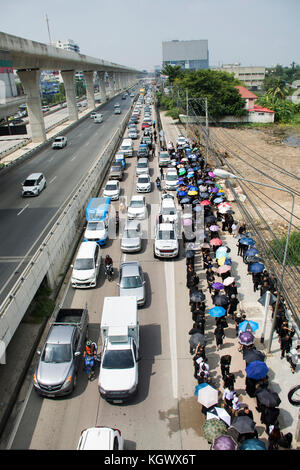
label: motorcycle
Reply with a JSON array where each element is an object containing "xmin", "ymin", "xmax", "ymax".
[
  {"xmin": 105, "ymin": 264, "xmax": 114, "ymax": 281},
  {"xmin": 156, "ymin": 179, "xmax": 161, "ymax": 191}
]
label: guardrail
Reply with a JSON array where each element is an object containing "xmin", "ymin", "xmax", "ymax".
[{"xmin": 0, "ymin": 94, "xmax": 136, "ymax": 348}]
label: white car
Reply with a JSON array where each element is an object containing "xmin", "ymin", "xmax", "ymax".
[
  {"xmin": 159, "ymin": 194, "xmax": 178, "ymax": 223},
  {"xmin": 165, "ymin": 168, "xmax": 178, "ymax": 190},
  {"xmin": 127, "ymin": 195, "xmax": 147, "ymax": 220},
  {"xmin": 22, "ymin": 172, "xmax": 46, "ymax": 197},
  {"xmin": 176, "ymin": 135, "xmax": 187, "ymax": 147},
  {"xmin": 52, "ymin": 136, "xmax": 67, "ymax": 149},
  {"xmin": 154, "ymin": 222, "xmax": 179, "ymax": 259},
  {"xmin": 77, "ymin": 426, "xmax": 124, "ymax": 450},
  {"xmin": 103, "ymin": 180, "xmax": 120, "ymax": 200},
  {"xmin": 71, "ymin": 241, "xmax": 101, "ymax": 288},
  {"xmin": 136, "ymin": 174, "xmax": 151, "ymax": 193},
  {"xmin": 90, "ymin": 112, "xmax": 97, "ymax": 119},
  {"xmin": 120, "ymin": 220, "xmax": 142, "ymax": 253},
  {"xmin": 128, "ymin": 129, "xmax": 138, "ymax": 139}
]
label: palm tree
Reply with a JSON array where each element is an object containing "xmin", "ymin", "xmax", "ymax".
[{"xmin": 266, "ymin": 79, "xmax": 289, "ymax": 99}]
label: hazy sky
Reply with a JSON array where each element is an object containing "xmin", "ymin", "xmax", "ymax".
[{"xmin": 1, "ymin": 0, "xmax": 299, "ymax": 70}]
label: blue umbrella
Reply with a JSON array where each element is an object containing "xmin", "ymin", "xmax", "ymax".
[
  {"xmin": 193, "ymin": 206, "xmax": 203, "ymax": 212},
  {"xmin": 214, "ymin": 197, "xmax": 224, "ymax": 204},
  {"xmin": 209, "ymin": 306, "xmax": 226, "ymax": 317},
  {"xmin": 245, "ymin": 248, "xmax": 259, "ymax": 257},
  {"xmin": 189, "ymin": 186, "xmax": 198, "ymax": 191},
  {"xmin": 224, "ymin": 258, "xmax": 232, "ymax": 266},
  {"xmin": 240, "ymin": 439, "xmax": 266, "ymax": 450},
  {"xmin": 239, "ymin": 237, "xmax": 256, "ymax": 246},
  {"xmin": 178, "ymin": 190, "xmax": 187, "ymax": 197},
  {"xmin": 200, "ymin": 192, "xmax": 210, "ymax": 199},
  {"xmin": 194, "ymin": 382, "xmax": 209, "ymax": 396},
  {"xmin": 216, "ymin": 251, "xmax": 230, "ymax": 259},
  {"xmin": 239, "ymin": 320, "xmax": 259, "ymax": 332},
  {"xmin": 197, "ymin": 179, "xmax": 204, "ymax": 184},
  {"xmin": 249, "ymin": 262, "xmax": 265, "ymax": 273},
  {"xmin": 245, "ymin": 361, "xmax": 269, "ymax": 380},
  {"xmin": 180, "ymin": 197, "xmax": 192, "ymax": 204}
]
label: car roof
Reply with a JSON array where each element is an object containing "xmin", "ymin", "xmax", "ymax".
[
  {"xmin": 106, "ymin": 180, "xmax": 119, "ymax": 185},
  {"xmin": 131, "ymin": 195, "xmax": 144, "ymax": 201},
  {"xmin": 47, "ymin": 324, "xmax": 74, "ymax": 344},
  {"xmin": 78, "ymin": 427, "xmax": 116, "ymax": 450},
  {"xmin": 162, "ymin": 198, "xmax": 176, "ymax": 208},
  {"xmin": 76, "ymin": 241, "xmax": 98, "ymax": 258},
  {"xmin": 25, "ymin": 172, "xmax": 43, "ymax": 179},
  {"xmin": 120, "ymin": 261, "xmax": 140, "ymax": 277},
  {"xmin": 124, "ymin": 219, "xmax": 140, "ymax": 229},
  {"xmin": 137, "ymin": 173, "xmax": 150, "ymax": 179},
  {"xmin": 158, "ymin": 223, "xmax": 174, "ymax": 230}
]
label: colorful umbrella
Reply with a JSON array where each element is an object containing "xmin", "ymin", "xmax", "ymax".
[
  {"xmin": 217, "ymin": 202, "xmax": 231, "ymax": 210},
  {"xmin": 182, "ymin": 218, "xmax": 193, "ymax": 226},
  {"xmin": 201, "ymin": 242, "xmax": 211, "ymax": 249},
  {"xmin": 212, "ymin": 435, "xmax": 237, "ymax": 451},
  {"xmin": 200, "ymin": 200, "xmax": 211, "ymax": 206},
  {"xmin": 238, "ymin": 331, "xmax": 255, "ymax": 346},
  {"xmin": 210, "ymin": 187, "xmax": 219, "ymax": 193},
  {"xmin": 178, "ymin": 190, "xmax": 187, "ymax": 197},
  {"xmin": 245, "ymin": 361, "xmax": 269, "ymax": 380},
  {"xmin": 217, "ymin": 257, "xmax": 227, "ymax": 266},
  {"xmin": 202, "ymin": 419, "xmax": 227, "ymax": 443},
  {"xmin": 180, "ymin": 197, "xmax": 192, "ymax": 204},
  {"xmin": 240, "ymin": 438, "xmax": 266, "ymax": 450},
  {"xmin": 239, "ymin": 237, "xmax": 256, "ymax": 246},
  {"xmin": 238, "ymin": 320, "xmax": 259, "ymax": 332},
  {"xmin": 217, "ymin": 265, "xmax": 231, "ymax": 274},
  {"xmin": 209, "ymin": 225, "xmax": 220, "ymax": 232},
  {"xmin": 210, "ymin": 238, "xmax": 223, "ymax": 246},
  {"xmin": 209, "ymin": 306, "xmax": 226, "ymax": 317},
  {"xmin": 188, "ymin": 190, "xmax": 198, "ymax": 196},
  {"xmin": 213, "ymin": 197, "xmax": 224, "ymax": 204},
  {"xmin": 245, "ymin": 248, "xmax": 259, "ymax": 257}
]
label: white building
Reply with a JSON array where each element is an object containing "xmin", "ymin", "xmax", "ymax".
[
  {"xmin": 213, "ymin": 63, "xmax": 266, "ymax": 90},
  {"xmin": 54, "ymin": 39, "xmax": 80, "ymax": 53}
]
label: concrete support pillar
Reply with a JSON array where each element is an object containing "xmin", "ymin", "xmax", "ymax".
[
  {"xmin": 98, "ymin": 71, "xmax": 107, "ymax": 103},
  {"xmin": 17, "ymin": 69, "xmax": 46, "ymax": 143},
  {"xmin": 60, "ymin": 70, "xmax": 78, "ymax": 122},
  {"xmin": 115, "ymin": 73, "xmax": 121, "ymax": 93},
  {"xmin": 108, "ymin": 72, "xmax": 115, "ymax": 97},
  {"xmin": 84, "ymin": 71, "xmax": 95, "ymax": 109}
]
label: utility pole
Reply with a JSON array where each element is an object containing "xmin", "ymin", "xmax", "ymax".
[
  {"xmin": 205, "ymin": 97, "xmax": 209, "ymax": 165},
  {"xmin": 45, "ymin": 13, "xmax": 52, "ymax": 45},
  {"xmin": 186, "ymin": 89, "xmax": 189, "ymax": 139}
]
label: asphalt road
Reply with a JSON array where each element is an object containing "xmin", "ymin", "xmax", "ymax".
[
  {"xmin": 7, "ymin": 99, "xmax": 208, "ymax": 450},
  {"xmin": 0, "ymin": 93, "xmax": 136, "ymax": 303}
]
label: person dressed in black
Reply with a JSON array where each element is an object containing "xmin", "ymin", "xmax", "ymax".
[
  {"xmin": 214, "ymin": 324, "xmax": 225, "ymax": 351},
  {"xmin": 238, "ymin": 405, "xmax": 254, "ymax": 421},
  {"xmin": 220, "ymin": 355, "xmax": 231, "ymax": 379}
]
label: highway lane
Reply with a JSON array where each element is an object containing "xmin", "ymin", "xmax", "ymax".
[
  {"xmin": 0, "ymin": 92, "xmax": 136, "ymax": 301},
  {"xmin": 7, "ymin": 98, "xmax": 207, "ymax": 450}
]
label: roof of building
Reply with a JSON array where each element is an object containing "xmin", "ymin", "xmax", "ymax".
[
  {"xmin": 235, "ymin": 86, "xmax": 258, "ymax": 99},
  {"xmin": 248, "ymin": 104, "xmax": 274, "ymax": 114}
]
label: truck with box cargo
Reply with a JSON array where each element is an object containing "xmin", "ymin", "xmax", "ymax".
[
  {"xmin": 98, "ymin": 296, "xmax": 140, "ymax": 403},
  {"xmin": 84, "ymin": 197, "xmax": 111, "ymax": 246}
]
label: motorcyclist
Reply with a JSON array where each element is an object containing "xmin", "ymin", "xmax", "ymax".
[
  {"xmin": 84, "ymin": 340, "xmax": 97, "ymax": 358},
  {"xmin": 104, "ymin": 254, "xmax": 114, "ymax": 276},
  {"xmin": 156, "ymin": 176, "xmax": 161, "ymax": 189}
]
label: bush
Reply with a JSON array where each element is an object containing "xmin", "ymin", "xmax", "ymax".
[
  {"xmin": 269, "ymin": 230, "xmax": 300, "ymax": 265},
  {"xmin": 166, "ymin": 107, "xmax": 180, "ymax": 120}
]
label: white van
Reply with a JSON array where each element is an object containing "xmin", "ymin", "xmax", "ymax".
[
  {"xmin": 94, "ymin": 113, "xmax": 103, "ymax": 123},
  {"xmin": 120, "ymin": 138, "xmax": 133, "ymax": 157},
  {"xmin": 71, "ymin": 241, "xmax": 101, "ymax": 288}
]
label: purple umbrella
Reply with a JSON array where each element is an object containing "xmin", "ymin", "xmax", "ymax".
[
  {"xmin": 208, "ymin": 171, "xmax": 216, "ymax": 178},
  {"xmin": 182, "ymin": 218, "xmax": 193, "ymax": 226},
  {"xmin": 211, "ymin": 282, "xmax": 224, "ymax": 290},
  {"xmin": 238, "ymin": 331, "xmax": 255, "ymax": 346},
  {"xmin": 210, "ymin": 187, "xmax": 219, "ymax": 193},
  {"xmin": 209, "ymin": 225, "xmax": 220, "ymax": 232},
  {"xmin": 212, "ymin": 435, "xmax": 237, "ymax": 451}
]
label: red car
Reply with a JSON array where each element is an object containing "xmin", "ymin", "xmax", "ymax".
[{"xmin": 141, "ymin": 122, "xmax": 150, "ymax": 130}]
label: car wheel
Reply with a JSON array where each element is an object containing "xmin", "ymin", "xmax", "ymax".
[{"xmin": 72, "ymin": 374, "xmax": 77, "ymax": 393}]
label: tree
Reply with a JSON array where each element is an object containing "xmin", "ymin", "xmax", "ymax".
[
  {"xmin": 256, "ymin": 94, "xmax": 296, "ymax": 122},
  {"xmin": 161, "ymin": 65, "xmax": 184, "ymax": 85}
]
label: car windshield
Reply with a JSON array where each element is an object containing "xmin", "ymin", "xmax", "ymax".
[
  {"xmin": 123, "ymin": 229, "xmax": 140, "ymax": 239},
  {"xmin": 167, "ymin": 174, "xmax": 178, "ymax": 181},
  {"xmin": 158, "ymin": 230, "xmax": 175, "ymax": 240},
  {"xmin": 55, "ymin": 138, "xmax": 63, "ymax": 142},
  {"xmin": 120, "ymin": 275, "xmax": 142, "ymax": 289},
  {"xmin": 122, "ymin": 146, "xmax": 131, "ymax": 150},
  {"xmin": 111, "ymin": 166, "xmax": 121, "ymax": 171},
  {"xmin": 138, "ymin": 162, "xmax": 147, "ymax": 168},
  {"xmin": 87, "ymin": 221, "xmax": 105, "ymax": 231},
  {"xmin": 23, "ymin": 179, "xmax": 37, "ymax": 186},
  {"xmin": 162, "ymin": 208, "xmax": 176, "ymax": 215},
  {"xmin": 102, "ymin": 349, "xmax": 134, "ymax": 369},
  {"xmin": 106, "ymin": 184, "xmax": 118, "ymax": 191},
  {"xmin": 42, "ymin": 343, "xmax": 71, "ymax": 363},
  {"xmin": 138, "ymin": 177, "xmax": 149, "ymax": 184},
  {"xmin": 130, "ymin": 200, "xmax": 143, "ymax": 208},
  {"xmin": 74, "ymin": 258, "xmax": 94, "ymax": 270}
]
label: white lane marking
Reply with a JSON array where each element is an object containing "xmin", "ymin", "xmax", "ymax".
[
  {"xmin": 49, "ymin": 176, "xmax": 57, "ymax": 184},
  {"xmin": 70, "ymin": 156, "xmax": 77, "ymax": 161},
  {"xmin": 164, "ymin": 261, "xmax": 178, "ymax": 399},
  {"xmin": 6, "ymin": 383, "xmax": 33, "ymax": 449},
  {"xmin": 17, "ymin": 205, "xmax": 29, "ymax": 216}
]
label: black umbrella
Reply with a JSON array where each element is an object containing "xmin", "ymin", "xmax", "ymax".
[
  {"xmin": 205, "ymin": 215, "xmax": 217, "ymax": 224},
  {"xmin": 189, "ymin": 332, "xmax": 206, "ymax": 347},
  {"xmin": 243, "ymin": 349, "xmax": 266, "ymax": 364},
  {"xmin": 255, "ymin": 388, "xmax": 281, "ymax": 408},
  {"xmin": 213, "ymin": 294, "xmax": 230, "ymax": 307},
  {"xmin": 190, "ymin": 290, "xmax": 206, "ymax": 303},
  {"xmin": 231, "ymin": 415, "xmax": 256, "ymax": 435}
]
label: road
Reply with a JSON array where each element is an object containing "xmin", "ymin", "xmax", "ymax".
[
  {"xmin": 6, "ymin": 97, "xmax": 208, "ymax": 450},
  {"xmin": 0, "ymin": 93, "xmax": 135, "ymax": 304}
]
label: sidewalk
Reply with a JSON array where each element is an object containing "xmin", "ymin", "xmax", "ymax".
[{"xmin": 159, "ymin": 110, "xmax": 300, "ymax": 449}]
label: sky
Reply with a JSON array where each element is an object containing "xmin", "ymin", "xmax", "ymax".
[{"xmin": 0, "ymin": 0, "xmax": 299, "ymax": 71}]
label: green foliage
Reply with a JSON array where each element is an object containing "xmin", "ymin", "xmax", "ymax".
[
  {"xmin": 166, "ymin": 107, "xmax": 180, "ymax": 120},
  {"xmin": 23, "ymin": 284, "xmax": 55, "ymax": 324},
  {"xmin": 256, "ymin": 94, "xmax": 297, "ymax": 123},
  {"xmin": 269, "ymin": 230, "xmax": 300, "ymax": 266},
  {"xmin": 161, "ymin": 65, "xmax": 184, "ymax": 85}
]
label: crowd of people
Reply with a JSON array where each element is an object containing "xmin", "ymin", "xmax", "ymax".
[{"xmin": 161, "ymin": 134, "xmax": 297, "ymax": 450}]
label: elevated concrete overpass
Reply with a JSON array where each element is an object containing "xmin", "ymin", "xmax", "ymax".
[{"xmin": 0, "ymin": 31, "xmax": 141, "ymax": 141}]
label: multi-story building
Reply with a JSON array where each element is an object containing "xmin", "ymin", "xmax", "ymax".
[
  {"xmin": 162, "ymin": 40, "xmax": 209, "ymax": 71},
  {"xmin": 213, "ymin": 63, "xmax": 266, "ymax": 90}
]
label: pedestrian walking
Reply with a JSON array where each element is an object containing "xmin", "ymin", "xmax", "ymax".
[
  {"xmin": 223, "ymin": 372, "xmax": 236, "ymax": 389},
  {"xmin": 222, "ymin": 386, "xmax": 236, "ymax": 411},
  {"xmin": 280, "ymin": 333, "xmax": 293, "ymax": 359},
  {"xmin": 286, "ymin": 345, "xmax": 300, "ymax": 373},
  {"xmin": 232, "ymin": 395, "xmax": 242, "ymax": 416},
  {"xmin": 214, "ymin": 324, "xmax": 225, "ymax": 351},
  {"xmin": 238, "ymin": 405, "xmax": 254, "ymax": 421},
  {"xmin": 220, "ymin": 354, "xmax": 231, "ymax": 379},
  {"xmin": 160, "ymin": 166, "xmax": 164, "ymax": 180},
  {"xmin": 267, "ymin": 425, "xmax": 282, "ymax": 450}
]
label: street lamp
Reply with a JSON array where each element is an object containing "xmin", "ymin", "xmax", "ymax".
[{"xmin": 213, "ymin": 168, "xmax": 295, "ymax": 353}]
